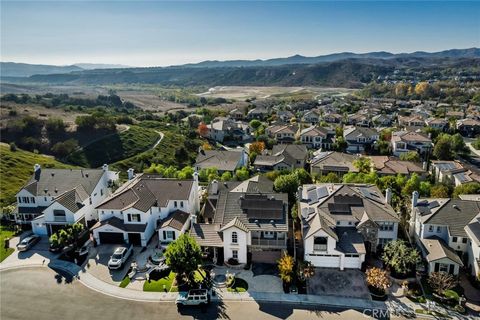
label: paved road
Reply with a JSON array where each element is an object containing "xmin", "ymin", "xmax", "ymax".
[{"xmin": 0, "ymin": 268, "xmax": 382, "ymax": 320}]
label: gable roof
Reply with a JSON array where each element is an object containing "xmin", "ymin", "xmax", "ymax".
[
  {"xmin": 220, "ymin": 217, "xmax": 249, "ymax": 232},
  {"xmin": 91, "ymin": 216, "xmax": 147, "ymax": 233},
  {"xmin": 158, "ymin": 210, "xmax": 190, "ymax": 231},
  {"xmin": 190, "ymin": 223, "xmax": 224, "ymax": 247},
  {"xmin": 417, "ymin": 198, "xmax": 480, "ymax": 237},
  {"xmin": 20, "ymin": 168, "xmax": 104, "ymax": 197},
  {"xmin": 343, "ymin": 126, "xmax": 378, "ymax": 140},
  {"xmin": 370, "ymin": 156, "xmax": 425, "ymax": 175},
  {"xmin": 54, "ymin": 186, "xmax": 89, "ymax": 213},
  {"xmin": 97, "ymin": 175, "xmax": 194, "ymax": 212},
  {"xmin": 195, "ymin": 150, "xmax": 244, "ymax": 172},
  {"xmin": 311, "ymin": 151, "xmax": 359, "ymax": 172},
  {"xmin": 421, "ymin": 237, "xmax": 463, "ymax": 265}
]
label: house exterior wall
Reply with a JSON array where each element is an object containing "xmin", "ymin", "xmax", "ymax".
[
  {"xmin": 428, "ymin": 258, "xmax": 460, "ymax": 275},
  {"xmin": 420, "ymin": 224, "xmax": 449, "ymax": 243},
  {"xmin": 466, "ymin": 238, "xmax": 480, "ymax": 277},
  {"xmin": 223, "ymin": 226, "xmax": 248, "ymax": 264}
]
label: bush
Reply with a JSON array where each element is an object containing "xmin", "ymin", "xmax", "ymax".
[
  {"xmin": 9, "ymin": 143, "xmax": 16, "ymax": 152},
  {"xmin": 227, "ymin": 258, "xmax": 239, "ymax": 265},
  {"xmin": 119, "ymin": 276, "xmax": 131, "ymax": 288}
]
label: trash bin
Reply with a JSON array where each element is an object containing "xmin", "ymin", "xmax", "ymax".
[{"xmin": 4, "ymin": 238, "xmax": 10, "ymax": 249}]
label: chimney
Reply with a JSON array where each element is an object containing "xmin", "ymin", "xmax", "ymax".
[
  {"xmin": 211, "ymin": 179, "xmax": 218, "ymax": 195},
  {"xmin": 411, "ymin": 191, "xmax": 419, "ymax": 210},
  {"xmin": 193, "ymin": 171, "xmax": 199, "ymax": 183},
  {"xmin": 422, "ymin": 161, "xmax": 428, "ymax": 171},
  {"xmin": 34, "ymin": 164, "xmax": 41, "ymax": 180},
  {"xmin": 34, "ymin": 164, "xmax": 41, "ymax": 172},
  {"xmin": 127, "ymin": 168, "xmax": 134, "ymax": 180},
  {"xmin": 385, "ymin": 188, "xmax": 392, "ymax": 205},
  {"xmin": 102, "ymin": 164, "xmax": 109, "ymax": 172},
  {"xmin": 297, "ymin": 186, "xmax": 303, "ymax": 202}
]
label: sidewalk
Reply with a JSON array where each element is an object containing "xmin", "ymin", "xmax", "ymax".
[{"xmin": 1, "ymin": 257, "xmax": 386, "ymax": 310}]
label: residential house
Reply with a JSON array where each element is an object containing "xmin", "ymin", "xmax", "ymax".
[
  {"xmin": 343, "ymin": 126, "xmax": 379, "ymax": 154},
  {"xmin": 254, "ymin": 144, "xmax": 308, "ymax": 172},
  {"xmin": 302, "ymin": 110, "xmax": 321, "ymax": 125},
  {"xmin": 229, "ymin": 108, "xmax": 245, "ymax": 121},
  {"xmin": 276, "ymin": 110, "xmax": 295, "ymax": 123},
  {"xmin": 266, "ymin": 124, "xmax": 298, "ymax": 144},
  {"xmin": 446, "ymin": 111, "xmax": 465, "ymax": 120},
  {"xmin": 372, "ymin": 114, "xmax": 393, "ymax": 127},
  {"xmin": 425, "ymin": 118, "xmax": 448, "ymax": 131},
  {"xmin": 299, "ymin": 184, "xmax": 399, "ymax": 269},
  {"xmin": 17, "ymin": 164, "xmax": 119, "ymax": 236},
  {"xmin": 410, "ymin": 194, "xmax": 480, "ymax": 275},
  {"xmin": 191, "ymin": 176, "xmax": 289, "ymax": 264},
  {"xmin": 391, "ymin": 130, "xmax": 432, "ymax": 157},
  {"xmin": 323, "ymin": 113, "xmax": 343, "ymax": 124},
  {"xmin": 348, "ymin": 113, "xmax": 370, "ymax": 127},
  {"xmin": 398, "ymin": 115, "xmax": 425, "ymax": 128},
  {"xmin": 298, "ymin": 126, "xmax": 332, "ymax": 150},
  {"xmin": 310, "ymin": 151, "xmax": 359, "ymax": 177},
  {"xmin": 92, "ymin": 173, "xmax": 200, "ymax": 247},
  {"xmin": 465, "ymin": 213, "xmax": 480, "ymax": 278},
  {"xmin": 457, "ymin": 118, "xmax": 480, "ymax": 137},
  {"xmin": 247, "ymin": 108, "xmax": 269, "ymax": 121},
  {"xmin": 430, "ymin": 160, "xmax": 480, "ymax": 187},
  {"xmin": 369, "ymin": 156, "xmax": 426, "ymax": 177},
  {"xmin": 205, "ymin": 117, "xmax": 251, "ymax": 143},
  {"xmin": 195, "ymin": 149, "xmax": 248, "ymax": 174}
]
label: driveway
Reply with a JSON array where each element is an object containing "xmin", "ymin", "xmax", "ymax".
[
  {"xmin": 308, "ymin": 268, "xmax": 371, "ymax": 300},
  {"xmin": 85, "ymin": 244, "xmax": 140, "ymax": 285},
  {"xmin": 2, "ymin": 234, "xmax": 58, "ymax": 266}
]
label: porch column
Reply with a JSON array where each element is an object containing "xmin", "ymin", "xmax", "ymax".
[{"xmin": 339, "ymin": 254, "xmax": 345, "ymax": 271}]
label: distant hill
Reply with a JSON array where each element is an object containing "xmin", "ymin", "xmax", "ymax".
[
  {"xmin": 73, "ymin": 63, "xmax": 131, "ymax": 70},
  {"xmin": 0, "ymin": 62, "xmax": 84, "ymax": 77}
]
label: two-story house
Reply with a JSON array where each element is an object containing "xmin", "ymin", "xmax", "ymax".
[
  {"xmin": 343, "ymin": 126, "xmax": 379, "ymax": 154},
  {"xmin": 92, "ymin": 173, "xmax": 199, "ymax": 247},
  {"xmin": 410, "ymin": 193, "xmax": 480, "ymax": 275},
  {"xmin": 266, "ymin": 124, "xmax": 298, "ymax": 144},
  {"xmin": 298, "ymin": 126, "xmax": 331, "ymax": 149},
  {"xmin": 310, "ymin": 151, "xmax": 359, "ymax": 177},
  {"xmin": 190, "ymin": 176, "xmax": 289, "ymax": 265},
  {"xmin": 253, "ymin": 144, "xmax": 308, "ymax": 172},
  {"xmin": 299, "ymin": 183, "xmax": 399, "ymax": 270},
  {"xmin": 391, "ymin": 130, "xmax": 432, "ymax": 157},
  {"xmin": 17, "ymin": 164, "xmax": 119, "ymax": 236},
  {"xmin": 302, "ymin": 110, "xmax": 321, "ymax": 125},
  {"xmin": 465, "ymin": 213, "xmax": 480, "ymax": 278},
  {"xmin": 456, "ymin": 118, "xmax": 480, "ymax": 137},
  {"xmin": 205, "ymin": 117, "xmax": 251, "ymax": 143},
  {"xmin": 430, "ymin": 160, "xmax": 480, "ymax": 187}
]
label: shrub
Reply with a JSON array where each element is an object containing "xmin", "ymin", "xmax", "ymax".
[
  {"xmin": 9, "ymin": 143, "xmax": 16, "ymax": 152},
  {"xmin": 227, "ymin": 258, "xmax": 239, "ymax": 265}
]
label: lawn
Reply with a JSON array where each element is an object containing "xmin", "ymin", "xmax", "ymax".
[
  {"xmin": 0, "ymin": 226, "xmax": 16, "ymax": 262},
  {"xmin": 194, "ymin": 268, "xmax": 207, "ymax": 283},
  {"xmin": 67, "ymin": 125, "xmax": 159, "ymax": 168},
  {"xmin": 227, "ymin": 277, "xmax": 248, "ymax": 293},
  {"xmin": 119, "ymin": 276, "xmax": 131, "ymax": 288},
  {"xmin": 143, "ymin": 271, "xmax": 177, "ymax": 292},
  {"xmin": 0, "ymin": 144, "xmax": 76, "ymax": 206}
]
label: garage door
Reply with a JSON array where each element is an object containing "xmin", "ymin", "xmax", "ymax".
[
  {"xmin": 128, "ymin": 233, "xmax": 142, "ymax": 246},
  {"xmin": 251, "ymin": 250, "xmax": 281, "ymax": 263},
  {"xmin": 98, "ymin": 232, "xmax": 124, "ymax": 244}
]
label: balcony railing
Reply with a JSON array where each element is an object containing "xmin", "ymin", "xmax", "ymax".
[
  {"xmin": 251, "ymin": 237, "xmax": 286, "ymax": 247},
  {"xmin": 53, "ymin": 216, "xmax": 67, "ymax": 222}
]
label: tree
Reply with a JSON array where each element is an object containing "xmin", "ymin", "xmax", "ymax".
[
  {"xmin": 382, "ymin": 240, "xmax": 420, "ymax": 276},
  {"xmin": 430, "ymin": 184, "xmax": 450, "ymax": 198},
  {"xmin": 297, "ymin": 261, "xmax": 315, "ymax": 281},
  {"xmin": 453, "ymin": 182, "xmax": 480, "ymax": 198},
  {"xmin": 419, "ymin": 181, "xmax": 431, "ymax": 197},
  {"xmin": 221, "ymin": 171, "xmax": 232, "ymax": 181},
  {"xmin": 400, "ymin": 151, "xmax": 420, "ymax": 162},
  {"xmin": 164, "ymin": 234, "xmax": 202, "ymax": 282},
  {"xmin": 428, "ymin": 272, "xmax": 456, "ymax": 296},
  {"xmin": 9, "ymin": 142, "xmax": 16, "ymax": 152},
  {"xmin": 235, "ymin": 167, "xmax": 250, "ymax": 181},
  {"xmin": 353, "ymin": 157, "xmax": 372, "ymax": 174},
  {"xmin": 274, "ymin": 173, "xmax": 299, "ymax": 202},
  {"xmin": 277, "ymin": 252, "xmax": 294, "ymax": 284},
  {"xmin": 177, "ymin": 166, "xmax": 194, "ymax": 179},
  {"xmin": 46, "ymin": 118, "xmax": 66, "ymax": 135},
  {"xmin": 402, "ymin": 173, "xmax": 420, "ymax": 197},
  {"xmin": 366, "ymin": 267, "xmax": 390, "ymax": 292},
  {"xmin": 197, "ymin": 122, "xmax": 208, "ymax": 137},
  {"xmin": 249, "ymin": 119, "xmax": 262, "ymax": 130},
  {"xmin": 249, "ymin": 141, "xmax": 265, "ymax": 155},
  {"xmin": 51, "ymin": 139, "xmax": 79, "ymax": 158},
  {"xmin": 433, "ymin": 137, "xmax": 453, "ymax": 160}
]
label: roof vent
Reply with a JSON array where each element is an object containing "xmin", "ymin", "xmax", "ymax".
[
  {"xmin": 51, "ymin": 173, "xmax": 55, "ymax": 177},
  {"xmin": 452, "ymin": 204, "xmax": 459, "ymax": 210},
  {"xmin": 54, "ymin": 188, "xmax": 58, "ymax": 193},
  {"xmin": 270, "ymin": 220, "xmax": 274, "ymax": 224},
  {"xmin": 44, "ymin": 189, "xmax": 48, "ymax": 194},
  {"xmin": 85, "ymin": 173, "xmax": 89, "ymax": 178},
  {"xmin": 254, "ymin": 219, "xmax": 259, "ymax": 224}
]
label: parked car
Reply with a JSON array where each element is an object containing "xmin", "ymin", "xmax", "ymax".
[
  {"xmin": 16, "ymin": 235, "xmax": 41, "ymax": 252},
  {"xmin": 108, "ymin": 245, "xmax": 133, "ymax": 270},
  {"xmin": 75, "ymin": 240, "xmax": 91, "ymax": 257},
  {"xmin": 176, "ymin": 289, "xmax": 210, "ymax": 307}
]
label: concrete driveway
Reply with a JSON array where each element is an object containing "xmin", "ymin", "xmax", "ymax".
[
  {"xmin": 308, "ymin": 268, "xmax": 370, "ymax": 299},
  {"xmin": 2, "ymin": 234, "xmax": 58, "ymax": 265},
  {"xmin": 85, "ymin": 244, "xmax": 140, "ymax": 285}
]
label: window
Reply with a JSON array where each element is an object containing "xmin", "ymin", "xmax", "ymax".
[
  {"xmin": 165, "ymin": 231, "xmax": 175, "ymax": 240},
  {"xmin": 89, "ymin": 198, "xmax": 92, "ymax": 205},
  {"xmin": 380, "ymin": 222, "xmax": 394, "ymax": 231},
  {"xmin": 174, "ymin": 201, "xmax": 178, "ymax": 208},
  {"xmin": 263, "ymin": 231, "xmax": 275, "ymax": 239},
  {"xmin": 127, "ymin": 214, "xmax": 141, "ymax": 222},
  {"xmin": 44, "ymin": 197, "xmax": 47, "ymax": 202},
  {"xmin": 232, "ymin": 250, "xmax": 238, "ymax": 260},
  {"xmin": 180, "ymin": 201, "xmax": 184, "ymax": 208},
  {"xmin": 23, "ymin": 197, "xmax": 29, "ymax": 204},
  {"xmin": 31, "ymin": 197, "xmax": 35, "ymax": 204},
  {"xmin": 53, "ymin": 210, "xmax": 66, "ymax": 222},
  {"xmin": 18, "ymin": 197, "xmax": 22, "ymax": 203},
  {"xmin": 336, "ymin": 221, "xmax": 341, "ymax": 225},
  {"xmin": 462, "ymin": 238, "xmax": 468, "ymax": 244},
  {"xmin": 428, "ymin": 225, "xmax": 434, "ymax": 232},
  {"xmin": 452, "ymin": 237, "xmax": 457, "ymax": 243},
  {"xmin": 100, "ymin": 189, "xmax": 103, "ymax": 196},
  {"xmin": 439, "ymin": 263, "xmax": 449, "ymax": 273},
  {"xmin": 232, "ymin": 232, "xmax": 238, "ymax": 243},
  {"xmin": 436, "ymin": 226, "xmax": 441, "ymax": 233},
  {"xmin": 313, "ymin": 237, "xmax": 328, "ymax": 251}
]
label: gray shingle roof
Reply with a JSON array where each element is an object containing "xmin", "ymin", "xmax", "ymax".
[
  {"xmin": 91, "ymin": 217, "xmax": 147, "ymax": 233},
  {"xmin": 97, "ymin": 175, "xmax": 194, "ymax": 212},
  {"xmin": 419, "ymin": 199, "xmax": 480, "ymax": 238},
  {"xmin": 190, "ymin": 223, "xmax": 223, "ymax": 247},
  {"xmin": 55, "ymin": 186, "xmax": 89, "ymax": 213},
  {"xmin": 158, "ymin": 210, "xmax": 190, "ymax": 231},
  {"xmin": 195, "ymin": 150, "xmax": 244, "ymax": 172},
  {"xmin": 22, "ymin": 168, "xmax": 104, "ymax": 197},
  {"xmin": 421, "ymin": 237, "xmax": 463, "ymax": 265}
]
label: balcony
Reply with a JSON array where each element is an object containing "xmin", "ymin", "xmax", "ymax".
[
  {"xmin": 251, "ymin": 237, "xmax": 286, "ymax": 248},
  {"xmin": 53, "ymin": 215, "xmax": 67, "ymax": 222}
]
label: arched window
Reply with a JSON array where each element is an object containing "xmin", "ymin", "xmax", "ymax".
[{"xmin": 232, "ymin": 231, "xmax": 238, "ymax": 244}]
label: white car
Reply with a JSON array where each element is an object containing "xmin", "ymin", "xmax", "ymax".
[
  {"xmin": 176, "ymin": 289, "xmax": 210, "ymax": 307},
  {"xmin": 108, "ymin": 245, "xmax": 133, "ymax": 270}
]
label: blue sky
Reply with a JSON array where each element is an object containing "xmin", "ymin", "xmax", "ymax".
[{"xmin": 1, "ymin": 1, "xmax": 479, "ymax": 67}]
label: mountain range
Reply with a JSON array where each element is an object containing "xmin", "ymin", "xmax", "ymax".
[{"xmin": 1, "ymin": 48, "xmax": 479, "ymax": 88}]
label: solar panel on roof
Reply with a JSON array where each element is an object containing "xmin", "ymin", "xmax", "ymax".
[
  {"xmin": 317, "ymin": 187, "xmax": 328, "ymax": 199},
  {"xmin": 333, "ymin": 195, "xmax": 363, "ymax": 205},
  {"xmin": 328, "ymin": 203, "xmax": 351, "ymax": 214},
  {"xmin": 429, "ymin": 201, "xmax": 440, "ymax": 209},
  {"xmin": 307, "ymin": 189, "xmax": 318, "ymax": 204}
]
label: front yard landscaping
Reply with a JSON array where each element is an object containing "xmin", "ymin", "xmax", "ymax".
[
  {"xmin": 0, "ymin": 226, "xmax": 16, "ymax": 262},
  {"xmin": 119, "ymin": 276, "xmax": 131, "ymax": 288},
  {"xmin": 143, "ymin": 270, "xmax": 177, "ymax": 292},
  {"xmin": 227, "ymin": 277, "xmax": 248, "ymax": 293}
]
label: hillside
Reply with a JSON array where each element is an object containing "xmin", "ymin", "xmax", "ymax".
[
  {"xmin": 0, "ymin": 62, "xmax": 83, "ymax": 77},
  {"xmin": 66, "ymin": 125, "xmax": 160, "ymax": 168},
  {"xmin": 0, "ymin": 144, "xmax": 76, "ymax": 206},
  {"xmin": 9, "ymin": 56, "xmax": 479, "ymax": 88}
]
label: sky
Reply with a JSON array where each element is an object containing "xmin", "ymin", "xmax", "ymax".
[{"xmin": 1, "ymin": 1, "xmax": 479, "ymax": 67}]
